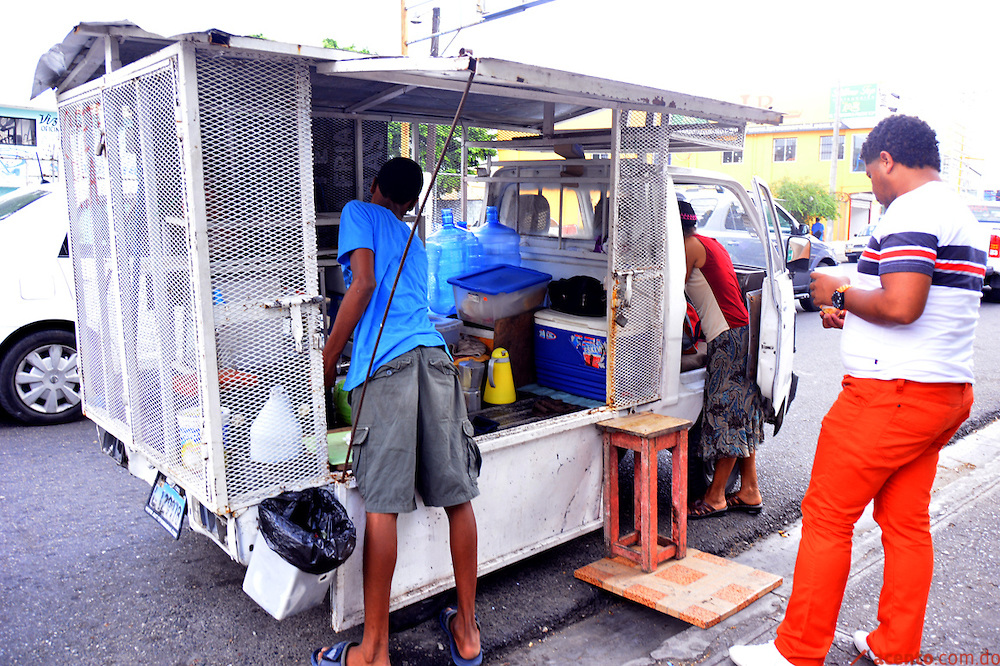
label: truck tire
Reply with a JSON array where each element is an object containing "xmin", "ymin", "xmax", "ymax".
[{"xmin": 0, "ymin": 329, "xmax": 82, "ymax": 425}]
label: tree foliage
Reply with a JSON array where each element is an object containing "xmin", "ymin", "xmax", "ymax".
[
  {"xmin": 389, "ymin": 123, "xmax": 496, "ymax": 189},
  {"xmin": 773, "ymin": 179, "xmax": 839, "ymax": 223},
  {"xmin": 322, "ymin": 38, "xmax": 375, "ymax": 55}
]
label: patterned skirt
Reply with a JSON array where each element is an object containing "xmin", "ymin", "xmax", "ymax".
[{"xmin": 700, "ymin": 325, "xmax": 764, "ymax": 461}]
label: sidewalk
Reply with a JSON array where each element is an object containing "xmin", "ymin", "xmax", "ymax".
[{"xmin": 494, "ymin": 420, "xmax": 1000, "ymax": 665}]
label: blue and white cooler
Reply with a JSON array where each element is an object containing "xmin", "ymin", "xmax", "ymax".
[{"xmin": 533, "ymin": 309, "xmax": 607, "ymax": 402}]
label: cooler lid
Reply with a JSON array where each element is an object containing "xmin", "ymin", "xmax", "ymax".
[
  {"xmin": 534, "ymin": 308, "xmax": 608, "ymax": 335},
  {"xmin": 447, "ymin": 265, "xmax": 552, "ymax": 294}
]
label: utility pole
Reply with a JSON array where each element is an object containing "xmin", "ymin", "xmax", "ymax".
[
  {"xmin": 830, "ymin": 82, "xmax": 841, "ymax": 197},
  {"xmin": 830, "ymin": 82, "xmax": 841, "ymax": 238},
  {"xmin": 400, "ymin": 0, "xmax": 408, "ymax": 55},
  {"xmin": 425, "ymin": 7, "xmax": 441, "ymax": 225}
]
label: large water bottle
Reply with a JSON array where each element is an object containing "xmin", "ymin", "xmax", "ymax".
[
  {"xmin": 474, "ymin": 205, "xmax": 521, "ymax": 268},
  {"xmin": 426, "ymin": 210, "xmax": 468, "ymax": 314}
]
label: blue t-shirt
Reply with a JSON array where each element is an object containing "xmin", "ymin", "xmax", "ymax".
[{"xmin": 338, "ymin": 200, "xmax": 445, "ymax": 391}]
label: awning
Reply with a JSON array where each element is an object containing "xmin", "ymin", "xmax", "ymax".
[{"xmin": 32, "ymin": 21, "xmax": 782, "ymax": 150}]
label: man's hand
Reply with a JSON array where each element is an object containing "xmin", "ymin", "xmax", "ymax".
[
  {"xmin": 809, "ymin": 271, "xmax": 850, "ymax": 307},
  {"xmin": 819, "ymin": 307, "xmax": 845, "ymax": 329}
]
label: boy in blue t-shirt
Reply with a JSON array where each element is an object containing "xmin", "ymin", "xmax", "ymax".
[{"xmin": 316, "ymin": 158, "xmax": 482, "ymax": 666}]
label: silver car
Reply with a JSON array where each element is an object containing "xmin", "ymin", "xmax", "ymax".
[{"xmin": 677, "ymin": 184, "xmax": 839, "ymax": 311}]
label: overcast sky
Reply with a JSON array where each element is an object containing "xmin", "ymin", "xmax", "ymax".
[{"xmin": 4, "ymin": 0, "xmax": 998, "ymax": 181}]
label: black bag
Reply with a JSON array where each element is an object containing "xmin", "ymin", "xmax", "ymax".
[
  {"xmin": 548, "ymin": 275, "xmax": 607, "ymax": 317},
  {"xmin": 258, "ymin": 487, "xmax": 356, "ymax": 574}
]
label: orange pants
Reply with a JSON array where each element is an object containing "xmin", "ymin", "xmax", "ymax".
[{"xmin": 775, "ymin": 376, "xmax": 973, "ymax": 666}]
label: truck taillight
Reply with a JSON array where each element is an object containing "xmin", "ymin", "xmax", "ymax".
[{"xmin": 991, "ymin": 234, "xmax": 1000, "ymax": 259}]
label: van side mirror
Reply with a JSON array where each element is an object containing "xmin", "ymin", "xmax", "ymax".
[{"xmin": 786, "ymin": 236, "xmax": 811, "ymax": 271}]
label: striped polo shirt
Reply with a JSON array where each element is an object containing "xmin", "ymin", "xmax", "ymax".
[{"xmin": 843, "ymin": 180, "xmax": 988, "ymax": 383}]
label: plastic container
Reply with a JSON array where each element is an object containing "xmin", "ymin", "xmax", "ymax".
[
  {"xmin": 474, "ymin": 205, "xmax": 521, "ymax": 268},
  {"xmin": 242, "ymin": 531, "xmax": 335, "ymax": 620},
  {"xmin": 249, "ymin": 386, "xmax": 302, "ymax": 464},
  {"xmin": 534, "ymin": 309, "xmax": 608, "ymax": 402},
  {"xmin": 177, "ymin": 406, "xmax": 231, "ymax": 472},
  {"xmin": 448, "ymin": 265, "xmax": 552, "ymax": 326},
  {"xmin": 427, "ymin": 311, "xmax": 462, "ymax": 349},
  {"xmin": 427, "ymin": 211, "xmax": 478, "ymax": 314}
]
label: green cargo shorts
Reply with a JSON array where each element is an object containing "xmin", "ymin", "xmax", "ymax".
[{"xmin": 350, "ymin": 346, "xmax": 482, "ymax": 514}]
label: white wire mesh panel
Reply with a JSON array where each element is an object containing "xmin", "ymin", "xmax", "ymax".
[
  {"xmin": 195, "ymin": 49, "xmax": 327, "ymax": 511},
  {"xmin": 666, "ymin": 114, "xmax": 745, "ymax": 151},
  {"xmin": 312, "ymin": 117, "xmax": 391, "ymax": 248},
  {"xmin": 609, "ymin": 110, "xmax": 669, "ymax": 407},
  {"xmin": 60, "ymin": 96, "xmax": 130, "ymax": 433},
  {"xmin": 100, "ymin": 61, "xmax": 210, "ymax": 497}
]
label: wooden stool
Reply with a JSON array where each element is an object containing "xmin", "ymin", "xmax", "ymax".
[{"xmin": 597, "ymin": 413, "xmax": 691, "ymax": 572}]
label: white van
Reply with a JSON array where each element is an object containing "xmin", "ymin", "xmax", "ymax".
[
  {"xmin": 36, "ymin": 24, "xmax": 802, "ymax": 629},
  {"xmin": 968, "ymin": 202, "xmax": 1000, "ymax": 298}
]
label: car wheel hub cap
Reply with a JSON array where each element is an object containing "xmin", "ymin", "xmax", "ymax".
[{"xmin": 15, "ymin": 344, "xmax": 81, "ymax": 415}]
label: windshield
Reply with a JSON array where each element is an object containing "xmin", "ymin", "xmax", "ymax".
[
  {"xmin": 676, "ymin": 182, "xmax": 769, "ymax": 270},
  {"xmin": 969, "ymin": 203, "xmax": 1000, "ymax": 225},
  {"xmin": 0, "ymin": 188, "xmax": 51, "ymax": 222}
]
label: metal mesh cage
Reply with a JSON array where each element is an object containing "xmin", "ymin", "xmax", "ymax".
[
  {"xmin": 609, "ymin": 110, "xmax": 669, "ymax": 406},
  {"xmin": 60, "ymin": 46, "xmax": 330, "ymax": 514},
  {"xmin": 60, "ymin": 96, "xmax": 127, "ymax": 434},
  {"xmin": 100, "ymin": 61, "xmax": 203, "ymax": 499},
  {"xmin": 666, "ymin": 114, "xmax": 745, "ymax": 151},
  {"xmin": 312, "ymin": 117, "xmax": 392, "ymax": 248},
  {"xmin": 195, "ymin": 48, "xmax": 327, "ymax": 510}
]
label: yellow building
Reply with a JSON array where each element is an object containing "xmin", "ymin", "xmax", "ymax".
[
  {"xmin": 669, "ymin": 83, "xmax": 907, "ymax": 242},
  {"xmin": 671, "ymin": 122, "xmax": 880, "ymax": 242}
]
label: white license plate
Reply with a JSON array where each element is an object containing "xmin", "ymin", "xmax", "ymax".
[{"xmin": 145, "ymin": 473, "xmax": 187, "ymax": 539}]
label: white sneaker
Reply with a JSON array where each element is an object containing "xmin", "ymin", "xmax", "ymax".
[
  {"xmin": 728, "ymin": 640, "xmax": 795, "ymax": 666},
  {"xmin": 854, "ymin": 631, "xmax": 878, "ymax": 662},
  {"xmin": 853, "ymin": 631, "xmax": 921, "ymax": 665}
]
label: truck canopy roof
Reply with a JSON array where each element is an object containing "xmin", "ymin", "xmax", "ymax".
[{"xmin": 33, "ymin": 21, "xmax": 781, "ymax": 152}]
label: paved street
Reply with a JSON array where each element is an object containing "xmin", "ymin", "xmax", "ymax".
[{"xmin": 1, "ymin": 302, "xmax": 998, "ymax": 665}]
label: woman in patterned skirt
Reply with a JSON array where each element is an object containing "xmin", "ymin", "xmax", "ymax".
[{"xmin": 679, "ymin": 199, "xmax": 765, "ymax": 519}]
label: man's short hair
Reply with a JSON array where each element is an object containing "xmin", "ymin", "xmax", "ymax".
[
  {"xmin": 375, "ymin": 157, "xmax": 424, "ymax": 206},
  {"xmin": 859, "ymin": 115, "xmax": 941, "ymax": 171}
]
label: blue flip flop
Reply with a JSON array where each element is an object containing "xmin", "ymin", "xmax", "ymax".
[
  {"xmin": 439, "ymin": 607, "xmax": 483, "ymax": 666},
  {"xmin": 311, "ymin": 641, "xmax": 357, "ymax": 666}
]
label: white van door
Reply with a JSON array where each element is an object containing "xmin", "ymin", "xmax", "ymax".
[{"xmin": 750, "ymin": 177, "xmax": 796, "ymax": 427}]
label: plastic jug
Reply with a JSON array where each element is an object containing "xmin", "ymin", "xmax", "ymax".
[
  {"xmin": 250, "ymin": 385, "xmax": 302, "ymax": 463},
  {"xmin": 474, "ymin": 206, "xmax": 520, "ymax": 268},
  {"xmin": 483, "ymin": 347, "xmax": 516, "ymax": 405},
  {"xmin": 426, "ymin": 211, "xmax": 469, "ymax": 314}
]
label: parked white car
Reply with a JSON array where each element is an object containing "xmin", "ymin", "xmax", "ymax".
[
  {"xmin": 844, "ymin": 224, "xmax": 876, "ymax": 263},
  {"xmin": 0, "ymin": 183, "xmax": 81, "ymax": 425}
]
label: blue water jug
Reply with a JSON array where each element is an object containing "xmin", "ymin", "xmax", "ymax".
[
  {"xmin": 474, "ymin": 205, "xmax": 521, "ymax": 268},
  {"xmin": 427, "ymin": 211, "xmax": 469, "ymax": 314}
]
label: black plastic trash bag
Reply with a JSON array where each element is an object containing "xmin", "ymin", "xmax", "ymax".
[{"xmin": 258, "ymin": 487, "xmax": 356, "ymax": 574}]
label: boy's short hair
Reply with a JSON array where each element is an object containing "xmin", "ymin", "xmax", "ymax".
[
  {"xmin": 860, "ymin": 115, "xmax": 941, "ymax": 171},
  {"xmin": 375, "ymin": 158, "xmax": 424, "ymax": 205}
]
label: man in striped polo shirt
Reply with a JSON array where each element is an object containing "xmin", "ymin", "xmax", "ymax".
[{"xmin": 730, "ymin": 115, "xmax": 988, "ymax": 666}]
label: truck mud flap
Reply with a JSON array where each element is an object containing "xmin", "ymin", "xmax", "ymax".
[{"xmin": 98, "ymin": 426, "xmax": 128, "ymax": 468}]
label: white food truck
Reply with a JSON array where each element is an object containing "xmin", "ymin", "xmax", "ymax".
[{"xmin": 33, "ymin": 22, "xmax": 804, "ymax": 629}]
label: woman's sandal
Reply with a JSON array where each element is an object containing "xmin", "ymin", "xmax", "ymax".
[
  {"xmin": 726, "ymin": 494, "xmax": 764, "ymax": 515},
  {"xmin": 688, "ymin": 498, "xmax": 728, "ymax": 520}
]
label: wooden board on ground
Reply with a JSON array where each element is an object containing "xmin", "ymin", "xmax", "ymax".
[{"xmin": 574, "ymin": 548, "xmax": 782, "ymax": 629}]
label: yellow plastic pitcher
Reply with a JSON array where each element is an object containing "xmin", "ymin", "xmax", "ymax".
[{"xmin": 483, "ymin": 347, "xmax": 516, "ymax": 405}]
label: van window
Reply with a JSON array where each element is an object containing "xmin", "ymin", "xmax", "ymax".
[{"xmin": 496, "ymin": 182, "xmax": 606, "ymax": 240}]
